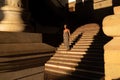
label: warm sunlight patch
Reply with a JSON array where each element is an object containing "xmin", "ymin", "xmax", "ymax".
[
  {"xmin": 94, "ymin": 0, "xmax": 112, "ymax": 10},
  {"xmin": 68, "ymin": 0, "xmax": 76, "ymax": 12}
]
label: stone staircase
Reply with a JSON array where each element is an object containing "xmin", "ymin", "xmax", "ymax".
[{"xmin": 45, "ymin": 23, "xmax": 112, "ymax": 80}]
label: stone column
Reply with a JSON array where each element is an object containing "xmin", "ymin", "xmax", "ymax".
[
  {"xmin": 0, "ymin": 0, "xmax": 25, "ymax": 32},
  {"xmin": 102, "ymin": 6, "xmax": 120, "ymax": 80}
]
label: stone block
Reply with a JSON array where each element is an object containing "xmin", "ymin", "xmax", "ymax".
[
  {"xmin": 0, "ymin": 32, "xmax": 42, "ymax": 43},
  {"xmin": 114, "ymin": 6, "xmax": 120, "ymax": 14},
  {"xmin": 0, "ymin": 32, "xmax": 55, "ymax": 80}
]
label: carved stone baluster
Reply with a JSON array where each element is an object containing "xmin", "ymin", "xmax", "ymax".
[
  {"xmin": 0, "ymin": 0, "xmax": 25, "ymax": 32},
  {"xmin": 102, "ymin": 6, "xmax": 120, "ymax": 80}
]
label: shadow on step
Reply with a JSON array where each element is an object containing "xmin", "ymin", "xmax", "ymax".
[{"xmin": 70, "ymin": 30, "xmax": 112, "ymax": 80}]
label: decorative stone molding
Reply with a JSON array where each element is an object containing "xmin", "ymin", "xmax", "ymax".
[{"xmin": 102, "ymin": 6, "xmax": 120, "ymax": 80}]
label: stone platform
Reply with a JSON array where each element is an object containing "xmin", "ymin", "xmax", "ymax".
[{"xmin": 0, "ymin": 32, "xmax": 56, "ymax": 80}]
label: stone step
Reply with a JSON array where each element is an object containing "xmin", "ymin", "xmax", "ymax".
[
  {"xmin": 0, "ymin": 43, "xmax": 55, "ymax": 56},
  {"xmin": 81, "ymin": 35, "xmax": 96, "ymax": 37},
  {"xmin": 59, "ymin": 43, "xmax": 104, "ymax": 48},
  {"xmin": 55, "ymin": 52, "xmax": 103, "ymax": 57},
  {"xmin": 50, "ymin": 54, "xmax": 103, "ymax": 62},
  {"xmin": 53, "ymin": 53, "xmax": 84, "ymax": 58},
  {"xmin": 76, "ymin": 41, "xmax": 105, "ymax": 45},
  {"xmin": 77, "ymin": 37, "xmax": 107, "ymax": 41},
  {"xmin": 45, "ymin": 64, "xmax": 104, "ymax": 75},
  {"xmin": 55, "ymin": 50, "xmax": 103, "ymax": 55},
  {"xmin": 72, "ymin": 45, "xmax": 103, "ymax": 48},
  {"xmin": 0, "ymin": 66, "xmax": 44, "ymax": 80},
  {"xmin": 78, "ymin": 39, "xmax": 94, "ymax": 41},
  {"xmin": 0, "ymin": 53, "xmax": 54, "ymax": 62},
  {"xmin": 0, "ymin": 55, "xmax": 51, "ymax": 71},
  {"xmin": 54, "ymin": 53, "xmax": 103, "ymax": 59},
  {"xmin": 45, "ymin": 64, "xmax": 104, "ymax": 80},
  {"xmin": 50, "ymin": 57, "xmax": 82, "ymax": 62},
  {"xmin": 70, "ymin": 49, "xmax": 103, "ymax": 53},
  {"xmin": 45, "ymin": 61, "xmax": 104, "ymax": 72},
  {"xmin": 49, "ymin": 56, "xmax": 103, "ymax": 65},
  {"xmin": 75, "ymin": 42, "xmax": 104, "ymax": 45},
  {"xmin": 57, "ymin": 48, "xmax": 103, "ymax": 53},
  {"xmin": 59, "ymin": 43, "xmax": 103, "ymax": 49},
  {"xmin": 47, "ymin": 58, "xmax": 104, "ymax": 67},
  {"xmin": 45, "ymin": 70, "xmax": 102, "ymax": 80},
  {"xmin": 82, "ymin": 33, "xmax": 98, "ymax": 36},
  {"xmin": 76, "ymin": 41, "xmax": 93, "ymax": 44},
  {"xmin": 70, "ymin": 48, "xmax": 102, "ymax": 51},
  {"xmin": 56, "ymin": 50, "xmax": 86, "ymax": 54}
]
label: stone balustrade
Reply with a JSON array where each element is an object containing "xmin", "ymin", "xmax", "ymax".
[{"xmin": 102, "ymin": 6, "xmax": 120, "ymax": 80}]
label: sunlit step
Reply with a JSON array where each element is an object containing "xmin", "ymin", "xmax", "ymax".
[
  {"xmin": 75, "ymin": 43, "xmax": 103, "ymax": 46},
  {"xmin": 71, "ymin": 48, "xmax": 89, "ymax": 51},
  {"xmin": 74, "ymin": 43, "xmax": 93, "ymax": 46},
  {"xmin": 46, "ymin": 61, "xmax": 104, "ymax": 72},
  {"xmin": 56, "ymin": 51, "xmax": 87, "ymax": 54},
  {"xmin": 71, "ymin": 48, "xmax": 102, "ymax": 52},
  {"xmin": 45, "ymin": 64, "xmax": 104, "ymax": 76},
  {"xmin": 50, "ymin": 56, "xmax": 102, "ymax": 63},
  {"xmin": 76, "ymin": 41, "xmax": 94, "ymax": 44},
  {"xmin": 78, "ymin": 38, "xmax": 94, "ymax": 41},
  {"xmin": 57, "ymin": 47, "xmax": 75, "ymax": 51},
  {"xmin": 56, "ymin": 50, "xmax": 100, "ymax": 54},
  {"xmin": 77, "ymin": 39, "xmax": 105, "ymax": 43},
  {"xmin": 80, "ymin": 37, "xmax": 107, "ymax": 41},
  {"xmin": 47, "ymin": 60, "xmax": 79, "ymax": 66},
  {"xmin": 82, "ymin": 33, "xmax": 98, "ymax": 35},
  {"xmin": 60, "ymin": 42, "xmax": 74, "ymax": 46},
  {"xmin": 47, "ymin": 58, "xmax": 104, "ymax": 67},
  {"xmin": 54, "ymin": 53, "xmax": 84, "ymax": 58},
  {"xmin": 83, "ymin": 34, "xmax": 98, "ymax": 36},
  {"xmin": 58, "ymin": 45, "xmax": 69, "ymax": 48},
  {"xmin": 81, "ymin": 35, "xmax": 96, "ymax": 38},
  {"xmin": 58, "ymin": 45, "xmax": 101, "ymax": 50},
  {"xmin": 50, "ymin": 57, "xmax": 83, "ymax": 62},
  {"xmin": 51, "ymin": 56, "xmax": 83, "ymax": 61},
  {"xmin": 76, "ymin": 41, "xmax": 93, "ymax": 43},
  {"xmin": 46, "ymin": 60, "xmax": 103, "ymax": 69},
  {"xmin": 45, "ymin": 66, "xmax": 75, "ymax": 76},
  {"xmin": 81, "ymin": 31, "xmax": 98, "ymax": 33},
  {"xmin": 73, "ymin": 45, "xmax": 102, "ymax": 48},
  {"xmin": 45, "ymin": 64, "xmax": 75, "ymax": 71},
  {"xmin": 54, "ymin": 52, "xmax": 103, "ymax": 59}
]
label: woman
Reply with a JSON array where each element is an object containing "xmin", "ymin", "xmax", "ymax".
[{"xmin": 63, "ymin": 24, "xmax": 70, "ymax": 50}]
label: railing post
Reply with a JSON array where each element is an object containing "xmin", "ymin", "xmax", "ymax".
[
  {"xmin": 0, "ymin": 0, "xmax": 25, "ymax": 32},
  {"xmin": 102, "ymin": 6, "xmax": 120, "ymax": 80}
]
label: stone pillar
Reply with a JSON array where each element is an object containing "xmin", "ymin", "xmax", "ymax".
[
  {"xmin": 102, "ymin": 6, "xmax": 120, "ymax": 80},
  {"xmin": 0, "ymin": 0, "xmax": 25, "ymax": 32}
]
